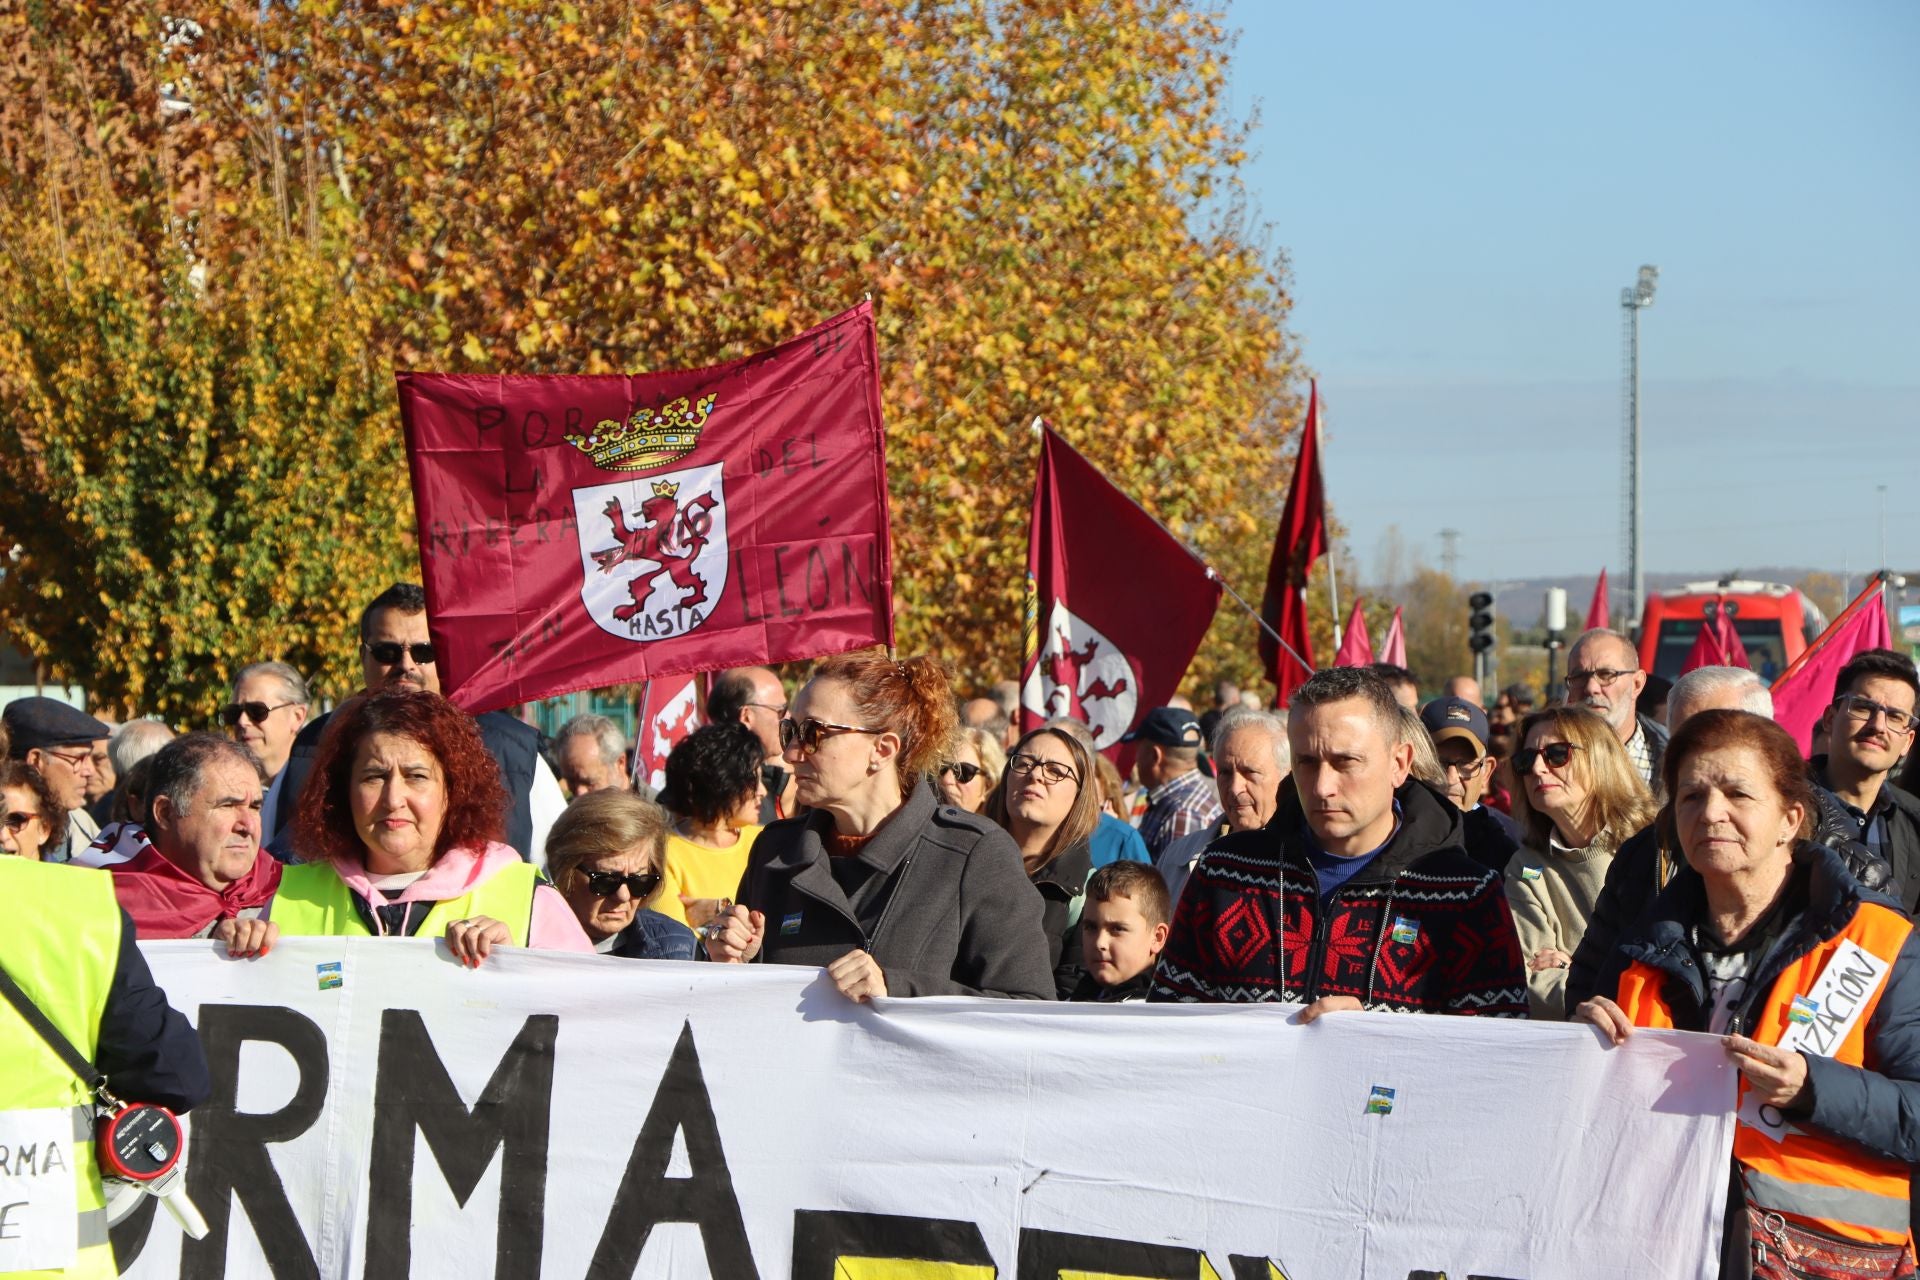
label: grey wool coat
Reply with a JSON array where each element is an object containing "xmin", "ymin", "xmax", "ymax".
[{"xmin": 732, "ymin": 779, "xmax": 1057, "ymax": 998}]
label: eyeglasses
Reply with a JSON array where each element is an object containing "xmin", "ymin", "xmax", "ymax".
[
  {"xmin": 3, "ymin": 810, "xmax": 42, "ymax": 833},
  {"xmin": 364, "ymin": 641, "xmax": 436, "ymax": 667},
  {"xmin": 938, "ymin": 761, "xmax": 983, "ymax": 785},
  {"xmin": 1514, "ymin": 742, "xmax": 1582, "ymax": 773},
  {"xmin": 745, "ymin": 701, "xmax": 789, "ymax": 717},
  {"xmin": 41, "ymin": 748, "xmax": 92, "ymax": 770},
  {"xmin": 1441, "ymin": 756, "xmax": 1486, "ymax": 778},
  {"xmin": 580, "ymin": 869, "xmax": 662, "ymax": 899},
  {"xmin": 1006, "ymin": 753, "xmax": 1079, "ymax": 787},
  {"xmin": 221, "ymin": 700, "xmax": 299, "ymax": 727},
  {"xmin": 1566, "ymin": 667, "xmax": 1638, "ymax": 689},
  {"xmin": 1836, "ymin": 693, "xmax": 1920, "ymax": 734},
  {"xmin": 778, "ymin": 717, "xmax": 883, "ymax": 753}
]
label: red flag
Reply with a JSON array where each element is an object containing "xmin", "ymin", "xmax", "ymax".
[
  {"xmin": 1258, "ymin": 382, "xmax": 1327, "ymax": 706},
  {"xmin": 1772, "ymin": 581, "xmax": 1894, "ymax": 753},
  {"xmin": 1678, "ymin": 610, "xmax": 1751, "ymax": 676},
  {"xmin": 1585, "ymin": 569, "xmax": 1610, "ymax": 631},
  {"xmin": 397, "ymin": 304, "xmax": 893, "ymax": 713},
  {"xmin": 1380, "ymin": 606, "xmax": 1407, "ymax": 667},
  {"xmin": 633, "ymin": 673, "xmax": 704, "ymax": 793},
  {"xmin": 1020, "ymin": 428, "xmax": 1221, "ymax": 758},
  {"xmin": 1334, "ymin": 599, "xmax": 1374, "ymax": 667}
]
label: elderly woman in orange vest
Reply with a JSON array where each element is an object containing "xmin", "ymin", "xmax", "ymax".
[
  {"xmin": 271, "ymin": 687, "xmax": 591, "ymax": 963},
  {"xmin": 1576, "ymin": 709, "xmax": 1920, "ymax": 1279}
]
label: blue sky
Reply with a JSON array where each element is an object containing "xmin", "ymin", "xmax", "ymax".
[{"xmin": 1225, "ymin": 1, "xmax": 1920, "ymax": 585}]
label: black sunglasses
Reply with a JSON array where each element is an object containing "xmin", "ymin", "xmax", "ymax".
[
  {"xmin": 580, "ymin": 869, "xmax": 662, "ymax": 899},
  {"xmin": 364, "ymin": 640, "xmax": 436, "ymax": 667},
  {"xmin": 938, "ymin": 761, "xmax": 983, "ymax": 785},
  {"xmin": 4, "ymin": 810, "xmax": 42, "ymax": 833},
  {"xmin": 778, "ymin": 717, "xmax": 883, "ymax": 754},
  {"xmin": 221, "ymin": 700, "xmax": 298, "ymax": 727},
  {"xmin": 1514, "ymin": 742, "xmax": 1581, "ymax": 773}
]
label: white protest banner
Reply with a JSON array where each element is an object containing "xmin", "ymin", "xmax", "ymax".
[
  {"xmin": 0, "ymin": 1107, "xmax": 81, "ymax": 1273},
  {"xmin": 114, "ymin": 938, "xmax": 1736, "ymax": 1280}
]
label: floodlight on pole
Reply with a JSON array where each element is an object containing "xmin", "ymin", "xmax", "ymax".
[{"xmin": 1621, "ymin": 264, "xmax": 1658, "ymax": 633}]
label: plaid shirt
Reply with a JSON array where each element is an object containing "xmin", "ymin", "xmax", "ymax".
[
  {"xmin": 1138, "ymin": 767, "xmax": 1223, "ymax": 858},
  {"xmin": 1623, "ymin": 721, "xmax": 1654, "ymax": 787}
]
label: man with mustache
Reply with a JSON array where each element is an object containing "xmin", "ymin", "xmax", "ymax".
[
  {"xmin": 1810, "ymin": 649, "xmax": 1920, "ymax": 910},
  {"xmin": 1565, "ymin": 629, "xmax": 1665, "ymax": 787}
]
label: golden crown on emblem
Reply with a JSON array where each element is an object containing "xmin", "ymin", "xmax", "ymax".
[
  {"xmin": 564, "ymin": 393, "xmax": 717, "ymax": 472},
  {"xmin": 650, "ymin": 480, "xmax": 680, "ymax": 499}
]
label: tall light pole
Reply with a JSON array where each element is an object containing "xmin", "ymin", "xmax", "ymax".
[{"xmin": 1621, "ymin": 265, "xmax": 1658, "ymax": 631}]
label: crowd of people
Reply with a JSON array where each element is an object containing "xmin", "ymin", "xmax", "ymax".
[{"xmin": 9, "ymin": 582, "xmax": 1920, "ymax": 1277}]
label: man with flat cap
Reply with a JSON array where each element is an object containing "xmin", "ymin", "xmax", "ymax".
[
  {"xmin": 4, "ymin": 696, "xmax": 111, "ymax": 862},
  {"xmin": 1124, "ymin": 706, "xmax": 1223, "ymax": 859},
  {"xmin": 1420, "ymin": 695, "xmax": 1521, "ymax": 877}
]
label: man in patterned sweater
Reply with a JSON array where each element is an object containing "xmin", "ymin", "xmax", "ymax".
[{"xmin": 1151, "ymin": 666, "xmax": 1527, "ymax": 1019}]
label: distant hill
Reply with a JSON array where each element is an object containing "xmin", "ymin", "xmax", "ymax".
[{"xmin": 1475, "ymin": 568, "xmax": 1877, "ymax": 628}]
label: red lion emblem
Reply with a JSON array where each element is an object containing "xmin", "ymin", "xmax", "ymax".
[{"xmin": 592, "ymin": 487, "xmax": 719, "ymax": 621}]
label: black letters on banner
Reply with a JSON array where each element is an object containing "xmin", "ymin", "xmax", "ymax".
[
  {"xmin": 586, "ymin": 1020, "xmax": 759, "ymax": 1280},
  {"xmin": 791, "ymin": 1210, "xmax": 995, "ymax": 1280},
  {"xmin": 160, "ymin": 1004, "xmax": 329, "ymax": 1280},
  {"xmin": 365, "ymin": 1010, "xmax": 558, "ymax": 1280}
]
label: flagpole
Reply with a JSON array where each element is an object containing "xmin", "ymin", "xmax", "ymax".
[
  {"xmin": 630, "ymin": 679, "xmax": 653, "ymax": 789},
  {"xmin": 1316, "ymin": 401, "xmax": 1343, "ymax": 648},
  {"xmin": 1030, "ymin": 419, "xmax": 1316, "ymax": 681}
]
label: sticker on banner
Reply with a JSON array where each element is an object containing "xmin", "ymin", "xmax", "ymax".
[
  {"xmin": 316, "ymin": 962, "xmax": 343, "ymax": 991},
  {"xmin": 0, "ymin": 1107, "xmax": 80, "ymax": 1272},
  {"xmin": 1365, "ymin": 1085, "xmax": 1396, "ymax": 1116},
  {"xmin": 781, "ymin": 912, "xmax": 803, "ymax": 936},
  {"xmin": 1391, "ymin": 917, "xmax": 1420, "ymax": 945},
  {"xmin": 572, "ymin": 461, "xmax": 731, "ymax": 644}
]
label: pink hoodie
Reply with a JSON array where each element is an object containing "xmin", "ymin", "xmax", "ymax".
[{"xmin": 332, "ymin": 841, "xmax": 593, "ymax": 952}]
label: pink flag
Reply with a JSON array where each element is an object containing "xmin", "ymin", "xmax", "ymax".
[
  {"xmin": 1585, "ymin": 570, "xmax": 1610, "ymax": 632},
  {"xmin": 1380, "ymin": 607, "xmax": 1408, "ymax": 667},
  {"xmin": 633, "ymin": 672, "xmax": 704, "ymax": 792},
  {"xmin": 1678, "ymin": 611, "xmax": 1751, "ymax": 676},
  {"xmin": 1771, "ymin": 581, "xmax": 1894, "ymax": 753},
  {"xmin": 1333, "ymin": 599, "xmax": 1374, "ymax": 667}
]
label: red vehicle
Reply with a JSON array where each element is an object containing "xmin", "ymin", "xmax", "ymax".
[{"xmin": 1636, "ymin": 580, "xmax": 1827, "ymax": 686}]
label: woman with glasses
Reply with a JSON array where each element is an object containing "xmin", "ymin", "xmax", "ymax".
[
  {"xmin": 1578, "ymin": 711, "xmax": 1920, "ymax": 1278},
  {"xmin": 1507, "ymin": 706, "xmax": 1655, "ymax": 1018},
  {"xmin": 0, "ymin": 761, "xmax": 63, "ymax": 861},
  {"xmin": 545, "ymin": 790, "xmax": 696, "ymax": 960},
  {"xmin": 274, "ymin": 687, "xmax": 592, "ymax": 962},
  {"xmin": 937, "ymin": 727, "xmax": 1005, "ymax": 814},
  {"xmin": 655, "ymin": 722, "xmax": 766, "ymax": 931},
  {"xmin": 985, "ymin": 725, "xmax": 1104, "ymax": 999},
  {"xmin": 704, "ymin": 648, "xmax": 1054, "ymax": 1001}
]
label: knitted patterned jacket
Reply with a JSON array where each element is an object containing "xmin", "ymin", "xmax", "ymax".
[{"xmin": 1150, "ymin": 780, "xmax": 1529, "ymax": 1015}]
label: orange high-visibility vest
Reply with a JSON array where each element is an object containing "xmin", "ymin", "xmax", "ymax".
[{"xmin": 1615, "ymin": 900, "xmax": 1914, "ymax": 1248}]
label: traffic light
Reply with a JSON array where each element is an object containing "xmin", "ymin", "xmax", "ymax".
[{"xmin": 1468, "ymin": 592, "xmax": 1496, "ymax": 654}]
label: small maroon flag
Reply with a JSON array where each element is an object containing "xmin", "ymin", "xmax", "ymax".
[
  {"xmin": 397, "ymin": 304, "xmax": 893, "ymax": 714},
  {"xmin": 1020, "ymin": 428, "xmax": 1221, "ymax": 757},
  {"xmin": 1585, "ymin": 570, "xmax": 1611, "ymax": 632},
  {"xmin": 1773, "ymin": 581, "xmax": 1894, "ymax": 753},
  {"xmin": 1259, "ymin": 382, "xmax": 1328, "ymax": 706},
  {"xmin": 1380, "ymin": 606, "xmax": 1408, "ymax": 668},
  {"xmin": 1333, "ymin": 599, "xmax": 1374, "ymax": 668},
  {"xmin": 633, "ymin": 673, "xmax": 704, "ymax": 793},
  {"xmin": 1678, "ymin": 610, "xmax": 1751, "ymax": 677}
]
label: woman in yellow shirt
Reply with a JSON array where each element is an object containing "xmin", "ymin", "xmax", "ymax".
[{"xmin": 655, "ymin": 721, "xmax": 767, "ymax": 930}]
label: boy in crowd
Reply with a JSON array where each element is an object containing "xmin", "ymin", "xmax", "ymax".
[{"xmin": 1070, "ymin": 862, "xmax": 1172, "ymax": 1003}]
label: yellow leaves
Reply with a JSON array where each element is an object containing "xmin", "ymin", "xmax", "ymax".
[{"xmin": 461, "ymin": 333, "xmax": 488, "ymax": 363}]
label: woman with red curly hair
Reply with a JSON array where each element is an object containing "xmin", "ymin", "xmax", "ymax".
[{"xmin": 270, "ymin": 688, "xmax": 590, "ymax": 963}]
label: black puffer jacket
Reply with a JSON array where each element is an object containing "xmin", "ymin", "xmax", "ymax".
[{"xmin": 1566, "ymin": 790, "xmax": 1894, "ymax": 1011}]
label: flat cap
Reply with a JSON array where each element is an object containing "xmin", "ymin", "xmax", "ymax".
[{"xmin": 3, "ymin": 696, "xmax": 111, "ymax": 756}]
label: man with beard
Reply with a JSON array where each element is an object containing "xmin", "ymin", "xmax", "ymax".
[{"xmin": 1563, "ymin": 629, "xmax": 1665, "ymax": 788}]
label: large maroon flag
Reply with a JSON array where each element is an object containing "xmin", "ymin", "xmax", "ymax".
[
  {"xmin": 1020, "ymin": 428, "xmax": 1221, "ymax": 757},
  {"xmin": 1259, "ymin": 382, "xmax": 1327, "ymax": 706},
  {"xmin": 1773, "ymin": 581, "xmax": 1894, "ymax": 753},
  {"xmin": 397, "ymin": 304, "xmax": 893, "ymax": 713}
]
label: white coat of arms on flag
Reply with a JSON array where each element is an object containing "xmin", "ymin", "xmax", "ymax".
[
  {"xmin": 1020, "ymin": 601, "xmax": 1140, "ymax": 748},
  {"xmin": 572, "ymin": 462, "xmax": 729, "ymax": 642}
]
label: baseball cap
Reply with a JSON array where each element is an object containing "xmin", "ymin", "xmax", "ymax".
[
  {"xmin": 3, "ymin": 696, "xmax": 111, "ymax": 757},
  {"xmin": 1420, "ymin": 697, "xmax": 1490, "ymax": 755},
  {"xmin": 1119, "ymin": 706, "xmax": 1204, "ymax": 748}
]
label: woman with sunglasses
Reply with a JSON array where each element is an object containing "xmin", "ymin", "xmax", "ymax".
[
  {"xmin": 655, "ymin": 722, "xmax": 766, "ymax": 930},
  {"xmin": 937, "ymin": 727, "xmax": 1005, "ymax": 814},
  {"xmin": 1578, "ymin": 711, "xmax": 1920, "ymax": 1278},
  {"xmin": 545, "ymin": 790, "xmax": 697, "ymax": 959},
  {"xmin": 985, "ymin": 724, "xmax": 1104, "ymax": 999},
  {"xmin": 274, "ymin": 687, "xmax": 592, "ymax": 963},
  {"xmin": 0, "ymin": 761, "xmax": 63, "ymax": 861},
  {"xmin": 1507, "ymin": 706, "xmax": 1655, "ymax": 1018},
  {"xmin": 704, "ymin": 648, "xmax": 1054, "ymax": 1001}
]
